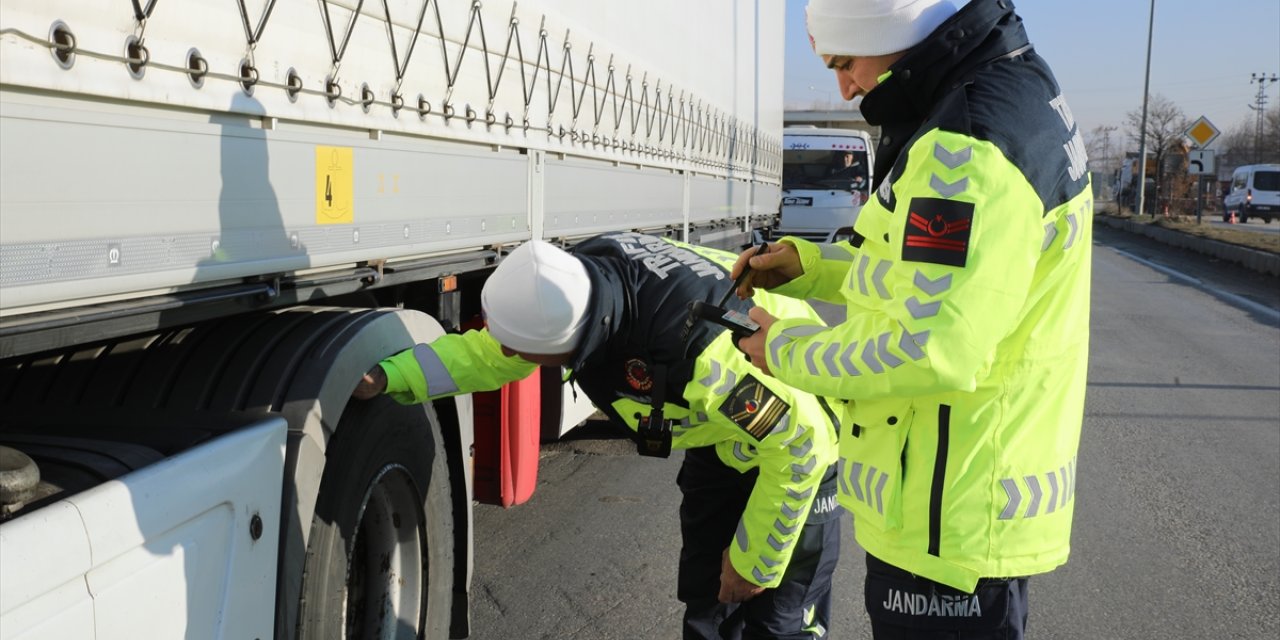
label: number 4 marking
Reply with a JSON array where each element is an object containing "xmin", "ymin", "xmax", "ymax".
[{"xmin": 325, "ymin": 175, "xmax": 333, "ymax": 206}]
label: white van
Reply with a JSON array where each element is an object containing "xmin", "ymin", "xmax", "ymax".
[
  {"xmin": 775, "ymin": 126, "xmax": 875, "ymax": 242},
  {"xmin": 1223, "ymin": 164, "xmax": 1280, "ymax": 224}
]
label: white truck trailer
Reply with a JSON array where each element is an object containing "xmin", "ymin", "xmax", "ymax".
[{"xmin": 0, "ymin": 1, "xmax": 783, "ymax": 638}]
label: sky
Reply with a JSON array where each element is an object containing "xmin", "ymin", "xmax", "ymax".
[{"xmin": 784, "ymin": 0, "xmax": 1280, "ymax": 147}]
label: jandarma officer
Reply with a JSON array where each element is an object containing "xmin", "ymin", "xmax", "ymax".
[
  {"xmin": 354, "ymin": 234, "xmax": 844, "ymax": 639},
  {"xmin": 734, "ymin": 0, "xmax": 1093, "ymax": 638}
]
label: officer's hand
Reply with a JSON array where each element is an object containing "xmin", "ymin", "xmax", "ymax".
[
  {"xmin": 731, "ymin": 242, "xmax": 803, "ymax": 299},
  {"xmin": 718, "ymin": 548, "xmax": 766, "ymax": 603},
  {"xmin": 737, "ymin": 307, "xmax": 777, "ymax": 376},
  {"xmin": 353, "ymin": 365, "xmax": 388, "ymax": 400}
]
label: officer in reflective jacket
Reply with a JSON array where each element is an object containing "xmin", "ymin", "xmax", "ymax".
[
  {"xmin": 733, "ymin": 0, "xmax": 1093, "ymax": 638},
  {"xmin": 354, "ymin": 233, "xmax": 842, "ymax": 639}
]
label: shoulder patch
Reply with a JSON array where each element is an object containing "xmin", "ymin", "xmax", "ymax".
[
  {"xmin": 624, "ymin": 358, "xmax": 653, "ymax": 392},
  {"xmin": 718, "ymin": 375, "xmax": 790, "ymax": 441},
  {"xmin": 903, "ymin": 196, "xmax": 974, "ymax": 267}
]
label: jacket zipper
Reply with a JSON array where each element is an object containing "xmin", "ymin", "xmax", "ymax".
[
  {"xmin": 817, "ymin": 396, "xmax": 843, "ymax": 439},
  {"xmin": 928, "ymin": 404, "xmax": 951, "ymax": 557}
]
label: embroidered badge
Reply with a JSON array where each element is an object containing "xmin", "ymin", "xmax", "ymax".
[
  {"xmin": 624, "ymin": 358, "xmax": 653, "ymax": 392},
  {"xmin": 718, "ymin": 375, "xmax": 790, "ymax": 441},
  {"xmin": 902, "ymin": 197, "xmax": 974, "ymax": 267}
]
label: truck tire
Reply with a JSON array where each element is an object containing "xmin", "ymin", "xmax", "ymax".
[{"xmin": 298, "ymin": 394, "xmax": 454, "ymax": 639}]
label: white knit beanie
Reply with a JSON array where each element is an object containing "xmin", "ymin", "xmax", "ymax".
[
  {"xmin": 807, "ymin": 0, "xmax": 958, "ymax": 57},
  {"xmin": 481, "ymin": 240, "xmax": 592, "ymax": 355}
]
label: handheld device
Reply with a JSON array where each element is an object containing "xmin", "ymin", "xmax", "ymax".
[
  {"xmin": 686, "ymin": 300, "xmax": 760, "ymax": 340},
  {"xmin": 681, "ymin": 243, "xmax": 768, "ymax": 344}
]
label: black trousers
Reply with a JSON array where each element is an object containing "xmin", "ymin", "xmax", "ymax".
[
  {"xmin": 863, "ymin": 553, "xmax": 1030, "ymax": 640},
  {"xmin": 677, "ymin": 446, "xmax": 841, "ymax": 640}
]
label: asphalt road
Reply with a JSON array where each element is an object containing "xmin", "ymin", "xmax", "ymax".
[{"xmin": 470, "ymin": 226, "xmax": 1280, "ymax": 639}]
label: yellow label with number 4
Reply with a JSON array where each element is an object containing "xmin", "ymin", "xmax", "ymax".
[{"xmin": 316, "ymin": 146, "xmax": 353, "ymax": 224}]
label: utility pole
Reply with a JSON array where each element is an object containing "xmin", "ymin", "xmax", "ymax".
[
  {"xmin": 1101, "ymin": 125, "xmax": 1117, "ymax": 180},
  {"xmin": 1136, "ymin": 0, "xmax": 1156, "ymax": 216},
  {"xmin": 1249, "ymin": 72, "xmax": 1277, "ymax": 164}
]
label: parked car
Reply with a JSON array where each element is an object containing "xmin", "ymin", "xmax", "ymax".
[{"xmin": 1222, "ymin": 164, "xmax": 1280, "ymax": 223}]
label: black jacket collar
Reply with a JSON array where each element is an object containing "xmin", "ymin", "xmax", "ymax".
[
  {"xmin": 565, "ymin": 254, "xmax": 626, "ymax": 374},
  {"xmin": 861, "ymin": 0, "xmax": 1030, "ymax": 128}
]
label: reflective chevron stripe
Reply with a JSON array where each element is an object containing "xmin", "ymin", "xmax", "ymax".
[
  {"xmin": 753, "ymin": 567, "xmax": 778, "ymax": 584},
  {"xmin": 804, "ymin": 342, "xmax": 822, "ymax": 376},
  {"xmin": 930, "ymin": 174, "xmax": 969, "ymax": 198},
  {"xmin": 774, "ymin": 519, "xmax": 798, "ymax": 536},
  {"xmin": 732, "ymin": 442, "xmax": 753, "ymax": 462},
  {"xmin": 736, "ymin": 519, "xmax": 750, "ymax": 552},
  {"xmin": 821, "ymin": 342, "xmax": 842, "ymax": 376},
  {"xmin": 840, "ymin": 341, "xmax": 861, "ymax": 375},
  {"xmin": 847, "ymin": 461, "xmax": 865, "ymax": 501},
  {"xmin": 819, "ymin": 243, "xmax": 854, "ymax": 261},
  {"xmin": 413, "ymin": 344, "xmax": 459, "ymax": 396},
  {"xmin": 872, "ymin": 260, "xmax": 892, "ymax": 299},
  {"xmin": 769, "ymin": 324, "xmax": 826, "ymax": 371},
  {"xmin": 877, "ymin": 332, "xmax": 904, "ymax": 368},
  {"xmin": 699, "ymin": 359, "xmax": 722, "ymax": 387},
  {"xmin": 856, "ymin": 255, "xmax": 871, "ymax": 296},
  {"xmin": 1042, "ymin": 222, "xmax": 1058, "ymax": 251},
  {"xmin": 873, "ymin": 471, "xmax": 888, "ymax": 515},
  {"xmin": 999, "ymin": 457, "xmax": 1079, "ymax": 520},
  {"xmin": 999, "ymin": 479, "xmax": 1021, "ymax": 520},
  {"xmin": 792, "ymin": 456, "xmax": 817, "ymax": 477},
  {"xmin": 906, "ymin": 297, "xmax": 941, "ymax": 319},
  {"xmin": 789, "ymin": 436, "xmax": 813, "ymax": 458},
  {"xmin": 898, "ymin": 327, "xmax": 930, "ymax": 360},
  {"xmin": 913, "ymin": 270, "xmax": 952, "ymax": 296},
  {"xmin": 840, "ymin": 460, "xmax": 891, "ymax": 515},
  {"xmin": 781, "ymin": 501, "xmax": 803, "ymax": 520},
  {"xmin": 1064, "ymin": 213, "xmax": 1079, "ymax": 249},
  {"xmin": 933, "ymin": 142, "xmax": 972, "ymax": 169},
  {"xmin": 781, "ymin": 424, "xmax": 809, "ymax": 447},
  {"xmin": 864, "ymin": 466, "xmax": 879, "ymax": 512},
  {"xmin": 861, "ymin": 340, "xmax": 884, "ymax": 374},
  {"xmin": 1045, "ymin": 470, "xmax": 1059, "ymax": 514},
  {"xmin": 787, "ymin": 487, "xmax": 814, "ymax": 501},
  {"xmin": 767, "ymin": 534, "xmax": 787, "ymax": 552},
  {"xmin": 713, "ymin": 369, "xmax": 737, "ymax": 395},
  {"xmin": 1060, "ymin": 464, "xmax": 1070, "ymax": 508},
  {"xmin": 1023, "ymin": 475, "xmax": 1043, "ymax": 517},
  {"xmin": 761, "ymin": 556, "xmax": 781, "ymax": 568}
]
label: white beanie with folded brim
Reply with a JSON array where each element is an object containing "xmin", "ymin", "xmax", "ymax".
[
  {"xmin": 481, "ymin": 240, "xmax": 591, "ymax": 355},
  {"xmin": 807, "ymin": 0, "xmax": 958, "ymax": 57}
]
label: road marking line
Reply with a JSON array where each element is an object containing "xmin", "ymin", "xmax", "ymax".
[{"xmin": 1110, "ymin": 247, "xmax": 1280, "ymax": 323}]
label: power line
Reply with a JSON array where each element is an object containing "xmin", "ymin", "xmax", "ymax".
[{"xmin": 1248, "ymin": 72, "xmax": 1277, "ymax": 163}]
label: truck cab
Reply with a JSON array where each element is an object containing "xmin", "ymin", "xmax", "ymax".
[{"xmin": 775, "ymin": 126, "xmax": 874, "ymax": 243}]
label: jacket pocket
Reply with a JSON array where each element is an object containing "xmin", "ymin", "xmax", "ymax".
[{"xmin": 837, "ymin": 402, "xmax": 913, "ymax": 532}]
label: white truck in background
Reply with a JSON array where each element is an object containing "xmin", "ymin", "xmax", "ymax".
[
  {"xmin": 774, "ymin": 126, "xmax": 874, "ymax": 242},
  {"xmin": 0, "ymin": 1, "xmax": 783, "ymax": 638}
]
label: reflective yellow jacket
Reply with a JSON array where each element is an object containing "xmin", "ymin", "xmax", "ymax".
[
  {"xmin": 378, "ymin": 235, "xmax": 840, "ymax": 588},
  {"xmin": 763, "ymin": 1, "xmax": 1093, "ymax": 591}
]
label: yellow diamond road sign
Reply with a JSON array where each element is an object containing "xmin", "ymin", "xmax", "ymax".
[{"xmin": 1185, "ymin": 116, "xmax": 1220, "ymax": 148}]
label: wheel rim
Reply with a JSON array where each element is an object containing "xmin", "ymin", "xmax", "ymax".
[{"xmin": 345, "ymin": 464, "xmax": 427, "ymax": 639}]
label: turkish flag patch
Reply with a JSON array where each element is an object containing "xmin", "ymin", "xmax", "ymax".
[{"xmin": 902, "ymin": 197, "xmax": 974, "ymax": 267}]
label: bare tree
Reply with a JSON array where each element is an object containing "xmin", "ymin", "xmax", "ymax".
[
  {"xmin": 1265, "ymin": 107, "xmax": 1280, "ymax": 164},
  {"xmin": 1217, "ymin": 107, "xmax": 1280, "ymax": 173},
  {"xmin": 1126, "ymin": 94, "xmax": 1187, "ymax": 213}
]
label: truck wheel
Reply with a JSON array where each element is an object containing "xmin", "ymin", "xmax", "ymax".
[{"xmin": 298, "ymin": 395, "xmax": 454, "ymax": 639}]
